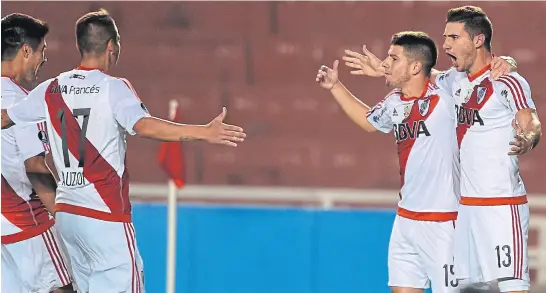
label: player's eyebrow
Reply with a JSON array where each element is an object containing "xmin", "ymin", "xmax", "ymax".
[{"xmin": 443, "ymin": 34, "xmax": 459, "ymax": 38}]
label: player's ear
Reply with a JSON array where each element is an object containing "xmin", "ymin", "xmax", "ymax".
[
  {"xmin": 474, "ymin": 34, "xmax": 485, "ymax": 49},
  {"xmin": 21, "ymin": 43, "xmax": 32, "ymax": 59},
  {"xmin": 411, "ymin": 61, "xmax": 423, "ymax": 75},
  {"xmin": 106, "ymin": 39, "xmax": 114, "ymax": 53}
]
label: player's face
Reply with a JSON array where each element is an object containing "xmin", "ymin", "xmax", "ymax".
[
  {"xmin": 22, "ymin": 39, "xmax": 47, "ymax": 84},
  {"xmin": 443, "ymin": 22, "xmax": 476, "ymax": 72},
  {"xmin": 382, "ymin": 45, "xmax": 411, "ymax": 88}
]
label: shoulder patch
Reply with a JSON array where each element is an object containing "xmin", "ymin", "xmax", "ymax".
[{"xmin": 38, "ymin": 130, "xmax": 49, "ymax": 144}]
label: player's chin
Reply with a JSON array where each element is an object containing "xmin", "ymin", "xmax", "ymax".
[{"xmin": 384, "ymin": 77, "xmax": 392, "ymax": 87}]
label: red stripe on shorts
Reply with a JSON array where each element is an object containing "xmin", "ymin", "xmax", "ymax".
[
  {"xmin": 45, "ymin": 229, "xmax": 71, "ymax": 285},
  {"xmin": 124, "ymin": 223, "xmax": 137, "ymax": 293},
  {"xmin": 42, "ymin": 231, "xmax": 67, "ymax": 285}
]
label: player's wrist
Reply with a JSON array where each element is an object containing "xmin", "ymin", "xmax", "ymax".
[
  {"xmin": 177, "ymin": 124, "xmax": 204, "ymax": 141},
  {"xmin": 329, "ymin": 81, "xmax": 342, "ymax": 92}
]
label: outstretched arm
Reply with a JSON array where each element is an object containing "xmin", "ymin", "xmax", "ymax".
[
  {"xmin": 343, "ymin": 45, "xmax": 518, "ymax": 84},
  {"xmin": 133, "ymin": 108, "xmax": 246, "ymax": 147}
]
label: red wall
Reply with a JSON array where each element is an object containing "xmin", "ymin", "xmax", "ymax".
[{"xmin": 3, "ymin": 1, "xmax": 545, "ymax": 192}]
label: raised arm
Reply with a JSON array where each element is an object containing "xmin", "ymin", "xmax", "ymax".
[
  {"xmin": 343, "ymin": 45, "xmax": 518, "ymax": 84},
  {"xmin": 316, "ymin": 60, "xmax": 378, "ymax": 133}
]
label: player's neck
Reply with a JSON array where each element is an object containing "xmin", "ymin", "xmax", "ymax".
[
  {"xmin": 1, "ymin": 61, "xmax": 27, "ymax": 88},
  {"xmin": 401, "ymin": 75, "xmax": 429, "ymax": 99},
  {"xmin": 467, "ymin": 49, "xmax": 493, "ymax": 78},
  {"xmin": 79, "ymin": 55, "xmax": 109, "ymax": 72}
]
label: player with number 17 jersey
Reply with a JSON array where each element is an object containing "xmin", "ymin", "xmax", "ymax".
[
  {"xmin": 7, "ymin": 67, "xmax": 148, "ymax": 222},
  {"xmin": 6, "ymin": 67, "xmax": 147, "ymax": 292}
]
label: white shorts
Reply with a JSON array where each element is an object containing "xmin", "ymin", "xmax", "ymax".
[
  {"xmin": 55, "ymin": 212, "xmax": 145, "ymax": 293},
  {"xmin": 1, "ymin": 225, "xmax": 72, "ymax": 293},
  {"xmin": 454, "ymin": 204, "xmax": 530, "ymax": 292},
  {"xmin": 454, "ymin": 204, "xmax": 531, "ymax": 292},
  {"xmin": 388, "ymin": 215, "xmax": 459, "ymax": 293}
]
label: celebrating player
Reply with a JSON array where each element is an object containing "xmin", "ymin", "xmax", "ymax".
[
  {"xmin": 1, "ymin": 13, "xmax": 74, "ymax": 293},
  {"xmin": 340, "ymin": 5, "xmax": 540, "ymax": 293},
  {"xmin": 317, "ymin": 31, "xmax": 460, "ymax": 293},
  {"xmin": 438, "ymin": 6, "xmax": 540, "ymax": 293},
  {"xmin": 1, "ymin": 9, "xmax": 246, "ymax": 293}
]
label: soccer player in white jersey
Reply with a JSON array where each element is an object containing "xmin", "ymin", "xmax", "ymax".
[
  {"xmin": 342, "ymin": 6, "xmax": 539, "ymax": 293},
  {"xmin": 1, "ymin": 9, "xmax": 246, "ymax": 293},
  {"xmin": 341, "ymin": 13, "xmax": 526, "ymax": 293},
  {"xmin": 435, "ymin": 6, "xmax": 541, "ymax": 293},
  {"xmin": 1, "ymin": 13, "xmax": 75, "ymax": 293},
  {"xmin": 317, "ymin": 31, "xmax": 460, "ymax": 293}
]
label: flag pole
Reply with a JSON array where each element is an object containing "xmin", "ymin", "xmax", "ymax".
[{"xmin": 166, "ymin": 99, "xmax": 179, "ymax": 293}]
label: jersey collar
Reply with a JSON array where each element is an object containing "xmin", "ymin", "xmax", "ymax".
[
  {"xmin": 75, "ymin": 65, "xmax": 104, "ymax": 72},
  {"xmin": 400, "ymin": 80, "xmax": 430, "ymax": 101},
  {"xmin": 467, "ymin": 64, "xmax": 491, "ymax": 82}
]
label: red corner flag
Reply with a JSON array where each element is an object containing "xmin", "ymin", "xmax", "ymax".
[{"xmin": 157, "ymin": 100, "xmax": 185, "ymax": 188}]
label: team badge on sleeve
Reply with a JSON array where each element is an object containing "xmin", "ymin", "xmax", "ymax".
[
  {"xmin": 38, "ymin": 130, "xmax": 49, "ymax": 144},
  {"xmin": 140, "ymin": 102, "xmax": 149, "ymax": 113}
]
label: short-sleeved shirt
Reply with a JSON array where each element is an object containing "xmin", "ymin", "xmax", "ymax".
[
  {"xmin": 1, "ymin": 76, "xmax": 53, "ymax": 243},
  {"xmin": 7, "ymin": 67, "xmax": 150, "ymax": 222},
  {"xmin": 436, "ymin": 66, "xmax": 535, "ymax": 202},
  {"xmin": 366, "ymin": 82, "xmax": 460, "ymax": 221}
]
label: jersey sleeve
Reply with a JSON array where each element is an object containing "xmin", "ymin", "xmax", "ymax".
[
  {"xmin": 496, "ymin": 74, "xmax": 535, "ymax": 114},
  {"xmin": 366, "ymin": 95, "xmax": 393, "ymax": 133},
  {"xmin": 109, "ymin": 78, "xmax": 151, "ymax": 135},
  {"xmin": 434, "ymin": 67, "xmax": 458, "ymax": 94},
  {"xmin": 14, "ymin": 121, "xmax": 49, "ymax": 161},
  {"xmin": 6, "ymin": 83, "xmax": 48, "ymax": 125}
]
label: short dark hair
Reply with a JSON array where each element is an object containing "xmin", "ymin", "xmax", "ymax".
[
  {"xmin": 391, "ymin": 31, "xmax": 438, "ymax": 76},
  {"xmin": 75, "ymin": 9, "xmax": 119, "ymax": 55},
  {"xmin": 446, "ymin": 6, "xmax": 493, "ymax": 51},
  {"xmin": 1, "ymin": 13, "xmax": 49, "ymax": 61}
]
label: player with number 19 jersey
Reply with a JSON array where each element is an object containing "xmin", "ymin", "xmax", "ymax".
[
  {"xmin": 367, "ymin": 81, "xmax": 460, "ymax": 293},
  {"xmin": 6, "ymin": 66, "xmax": 147, "ymax": 292}
]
